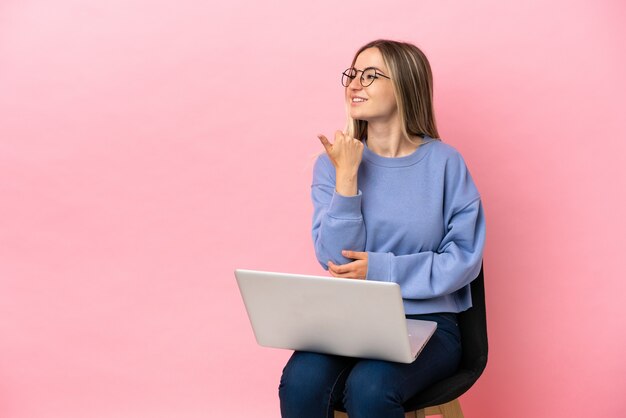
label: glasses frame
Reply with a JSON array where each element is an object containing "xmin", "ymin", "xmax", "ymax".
[{"xmin": 342, "ymin": 67, "xmax": 391, "ymax": 87}]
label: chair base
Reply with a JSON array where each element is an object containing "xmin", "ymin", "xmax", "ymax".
[
  {"xmin": 414, "ymin": 399, "xmax": 464, "ymax": 418},
  {"xmin": 334, "ymin": 398, "xmax": 464, "ymax": 418}
]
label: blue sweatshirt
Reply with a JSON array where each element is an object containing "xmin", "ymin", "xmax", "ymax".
[{"xmin": 311, "ymin": 136, "xmax": 486, "ymax": 314}]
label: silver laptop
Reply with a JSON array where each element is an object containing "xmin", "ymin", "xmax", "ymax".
[{"xmin": 235, "ymin": 269, "xmax": 437, "ymax": 364}]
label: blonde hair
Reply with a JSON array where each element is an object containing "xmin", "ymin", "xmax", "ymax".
[{"xmin": 345, "ymin": 39, "xmax": 440, "ymax": 143}]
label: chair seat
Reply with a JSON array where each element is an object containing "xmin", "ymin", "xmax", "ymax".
[{"xmin": 404, "ymin": 367, "xmax": 482, "ymax": 411}]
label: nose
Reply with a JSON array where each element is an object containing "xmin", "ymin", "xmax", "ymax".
[{"xmin": 348, "ymin": 73, "xmax": 362, "ymax": 90}]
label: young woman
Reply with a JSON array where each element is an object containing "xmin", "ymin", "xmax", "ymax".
[{"xmin": 279, "ymin": 39, "xmax": 486, "ymax": 418}]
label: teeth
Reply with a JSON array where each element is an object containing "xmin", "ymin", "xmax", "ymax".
[{"xmin": 352, "ymin": 98, "xmax": 367, "ymax": 102}]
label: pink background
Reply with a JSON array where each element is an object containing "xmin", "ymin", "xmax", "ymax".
[{"xmin": 1, "ymin": 0, "xmax": 625, "ymax": 417}]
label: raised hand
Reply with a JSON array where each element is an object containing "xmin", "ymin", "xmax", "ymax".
[{"xmin": 318, "ymin": 131, "xmax": 363, "ymax": 196}]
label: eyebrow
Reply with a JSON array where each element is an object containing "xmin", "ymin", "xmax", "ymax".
[{"xmin": 355, "ymin": 66, "xmax": 388, "ymax": 75}]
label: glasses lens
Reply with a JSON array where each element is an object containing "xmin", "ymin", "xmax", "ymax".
[
  {"xmin": 361, "ymin": 68, "xmax": 377, "ymax": 87},
  {"xmin": 342, "ymin": 68, "xmax": 357, "ymax": 87}
]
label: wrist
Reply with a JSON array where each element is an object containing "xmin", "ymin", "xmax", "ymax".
[
  {"xmin": 336, "ymin": 168, "xmax": 358, "ymax": 182},
  {"xmin": 336, "ymin": 185, "xmax": 357, "ymax": 196},
  {"xmin": 335, "ymin": 177, "xmax": 357, "ymax": 196}
]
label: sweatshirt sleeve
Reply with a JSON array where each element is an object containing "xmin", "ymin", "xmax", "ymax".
[
  {"xmin": 366, "ymin": 152, "xmax": 486, "ymax": 299},
  {"xmin": 311, "ymin": 155, "xmax": 366, "ymax": 269}
]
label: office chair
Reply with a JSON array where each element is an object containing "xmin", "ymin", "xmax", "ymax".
[{"xmin": 334, "ymin": 264, "xmax": 487, "ymax": 418}]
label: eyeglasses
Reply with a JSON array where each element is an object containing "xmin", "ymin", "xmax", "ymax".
[{"xmin": 341, "ymin": 67, "xmax": 391, "ymax": 87}]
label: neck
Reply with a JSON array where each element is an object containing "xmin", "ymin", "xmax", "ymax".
[{"xmin": 365, "ymin": 118, "xmax": 421, "ymax": 158}]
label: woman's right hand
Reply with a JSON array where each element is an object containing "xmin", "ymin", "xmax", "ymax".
[{"xmin": 318, "ymin": 131, "xmax": 363, "ymax": 196}]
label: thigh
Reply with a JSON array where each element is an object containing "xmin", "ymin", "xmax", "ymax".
[
  {"xmin": 345, "ymin": 317, "xmax": 462, "ymax": 406},
  {"xmin": 281, "ymin": 351, "xmax": 357, "ymax": 389},
  {"xmin": 279, "ymin": 351, "xmax": 357, "ymax": 418}
]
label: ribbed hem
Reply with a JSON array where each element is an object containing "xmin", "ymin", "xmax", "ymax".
[
  {"xmin": 362, "ymin": 135, "xmax": 438, "ymax": 167},
  {"xmin": 327, "ymin": 190, "xmax": 363, "ymax": 219},
  {"xmin": 366, "ymin": 251, "xmax": 392, "ymax": 282}
]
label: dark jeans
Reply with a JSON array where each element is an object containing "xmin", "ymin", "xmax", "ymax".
[{"xmin": 278, "ymin": 313, "xmax": 461, "ymax": 418}]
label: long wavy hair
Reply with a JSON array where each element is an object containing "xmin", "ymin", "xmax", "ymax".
[{"xmin": 345, "ymin": 39, "xmax": 440, "ymax": 143}]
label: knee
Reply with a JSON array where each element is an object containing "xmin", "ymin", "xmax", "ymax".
[
  {"xmin": 278, "ymin": 352, "xmax": 336, "ymax": 411},
  {"xmin": 279, "ymin": 359, "xmax": 314, "ymax": 407},
  {"xmin": 343, "ymin": 365, "xmax": 401, "ymax": 414}
]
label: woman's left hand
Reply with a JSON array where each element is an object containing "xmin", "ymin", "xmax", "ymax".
[{"xmin": 328, "ymin": 250, "xmax": 368, "ymax": 280}]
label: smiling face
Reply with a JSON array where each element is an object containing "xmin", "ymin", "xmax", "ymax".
[{"xmin": 345, "ymin": 47, "xmax": 398, "ymax": 125}]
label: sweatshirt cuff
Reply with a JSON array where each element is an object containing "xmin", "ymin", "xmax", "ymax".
[
  {"xmin": 327, "ymin": 190, "xmax": 363, "ymax": 220},
  {"xmin": 366, "ymin": 251, "xmax": 392, "ymax": 282}
]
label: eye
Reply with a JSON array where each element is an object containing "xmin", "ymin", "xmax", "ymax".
[{"xmin": 363, "ymin": 69, "xmax": 378, "ymax": 80}]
